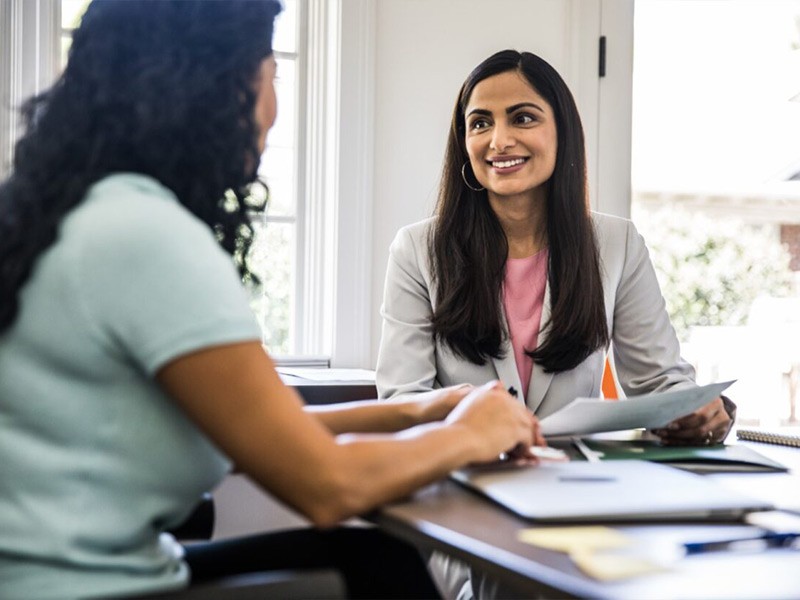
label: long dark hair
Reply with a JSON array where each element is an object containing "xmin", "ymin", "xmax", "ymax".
[
  {"xmin": 430, "ymin": 49, "xmax": 609, "ymax": 373},
  {"xmin": 0, "ymin": 0, "xmax": 282, "ymax": 332}
]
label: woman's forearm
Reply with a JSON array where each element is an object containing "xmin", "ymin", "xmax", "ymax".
[
  {"xmin": 282, "ymin": 422, "xmax": 482, "ymax": 527},
  {"xmin": 305, "ymin": 399, "xmax": 423, "ymax": 433},
  {"xmin": 157, "ymin": 342, "xmax": 525, "ymax": 529},
  {"xmin": 306, "ymin": 386, "xmax": 469, "ymax": 434}
]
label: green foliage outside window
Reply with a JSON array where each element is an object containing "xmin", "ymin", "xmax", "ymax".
[
  {"xmin": 248, "ymin": 220, "xmax": 293, "ymax": 355},
  {"xmin": 633, "ymin": 206, "xmax": 794, "ymax": 342}
]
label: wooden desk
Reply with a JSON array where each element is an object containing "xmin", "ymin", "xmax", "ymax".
[
  {"xmin": 280, "ymin": 373, "xmax": 377, "ymax": 405},
  {"xmin": 370, "ymin": 443, "xmax": 800, "ymax": 599}
]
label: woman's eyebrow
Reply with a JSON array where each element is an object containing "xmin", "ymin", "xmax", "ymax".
[
  {"xmin": 506, "ymin": 101, "xmax": 545, "ymax": 114},
  {"xmin": 466, "ymin": 108, "xmax": 492, "ymax": 118}
]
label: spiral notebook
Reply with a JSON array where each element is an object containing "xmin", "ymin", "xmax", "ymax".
[{"xmin": 736, "ymin": 427, "xmax": 800, "ymax": 448}]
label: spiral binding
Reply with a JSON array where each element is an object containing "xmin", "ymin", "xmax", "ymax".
[{"xmin": 736, "ymin": 428, "xmax": 800, "ymax": 448}]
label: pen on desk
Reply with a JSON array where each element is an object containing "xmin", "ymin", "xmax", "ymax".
[
  {"xmin": 683, "ymin": 532, "xmax": 800, "ymax": 555},
  {"xmin": 572, "ymin": 436, "xmax": 601, "ymax": 463}
]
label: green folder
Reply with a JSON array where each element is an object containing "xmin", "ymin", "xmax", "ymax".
[{"xmin": 579, "ymin": 439, "xmax": 788, "ymax": 473}]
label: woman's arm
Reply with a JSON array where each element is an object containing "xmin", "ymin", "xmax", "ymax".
[
  {"xmin": 157, "ymin": 341, "xmax": 536, "ymax": 528},
  {"xmin": 608, "ymin": 217, "xmax": 734, "ymax": 444},
  {"xmin": 610, "ymin": 218, "xmax": 696, "ymax": 395},
  {"xmin": 306, "ymin": 385, "xmax": 472, "ymax": 434}
]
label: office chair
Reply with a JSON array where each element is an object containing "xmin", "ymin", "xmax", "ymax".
[
  {"xmin": 123, "ymin": 495, "xmax": 347, "ymax": 599},
  {"xmin": 165, "ymin": 493, "xmax": 216, "ymax": 541},
  {"xmin": 135, "ymin": 570, "xmax": 346, "ymax": 600}
]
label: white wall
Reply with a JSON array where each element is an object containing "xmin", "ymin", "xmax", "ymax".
[{"xmin": 357, "ymin": 0, "xmax": 633, "ymax": 364}]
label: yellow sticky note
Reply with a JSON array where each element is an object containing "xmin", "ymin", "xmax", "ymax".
[
  {"xmin": 518, "ymin": 526, "xmax": 633, "ymax": 553},
  {"xmin": 570, "ymin": 550, "xmax": 668, "ymax": 581}
]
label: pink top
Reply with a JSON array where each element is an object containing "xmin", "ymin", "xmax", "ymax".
[{"xmin": 502, "ymin": 249, "xmax": 548, "ymax": 398}]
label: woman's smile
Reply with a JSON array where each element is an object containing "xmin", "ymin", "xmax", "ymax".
[{"xmin": 487, "ymin": 155, "xmax": 529, "ymax": 173}]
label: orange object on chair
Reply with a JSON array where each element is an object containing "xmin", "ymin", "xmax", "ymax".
[{"xmin": 601, "ymin": 356, "xmax": 619, "ymax": 400}]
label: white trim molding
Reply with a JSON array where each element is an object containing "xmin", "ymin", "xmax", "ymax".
[
  {"xmin": 329, "ymin": 0, "xmax": 375, "ymax": 367},
  {"xmin": 565, "ymin": 0, "xmax": 602, "ymax": 212},
  {"xmin": 298, "ymin": 0, "xmax": 337, "ymax": 356},
  {"xmin": 597, "ymin": 0, "xmax": 634, "ymax": 218},
  {"xmin": 0, "ymin": 0, "xmax": 61, "ymax": 177},
  {"xmin": 299, "ymin": 0, "xmax": 376, "ymax": 368}
]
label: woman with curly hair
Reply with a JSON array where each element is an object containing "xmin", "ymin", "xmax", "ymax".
[{"xmin": 0, "ymin": 3, "xmax": 544, "ymax": 599}]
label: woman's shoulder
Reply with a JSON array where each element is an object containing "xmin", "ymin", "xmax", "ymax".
[
  {"xmin": 397, "ymin": 216, "xmax": 436, "ymax": 237},
  {"xmin": 390, "ymin": 216, "xmax": 436, "ymax": 250},
  {"xmin": 84, "ymin": 172, "xmax": 179, "ymax": 212},
  {"xmin": 75, "ymin": 173, "xmax": 180, "ymax": 226},
  {"xmin": 65, "ymin": 172, "xmax": 219, "ymax": 267},
  {"xmin": 591, "ymin": 210, "xmax": 649, "ymax": 270},
  {"xmin": 590, "ymin": 210, "xmax": 643, "ymax": 245},
  {"xmin": 590, "ymin": 210, "xmax": 635, "ymax": 232}
]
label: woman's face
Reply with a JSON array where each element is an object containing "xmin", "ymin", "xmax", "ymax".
[
  {"xmin": 463, "ymin": 70, "xmax": 557, "ymax": 202},
  {"xmin": 254, "ymin": 55, "xmax": 278, "ymax": 153}
]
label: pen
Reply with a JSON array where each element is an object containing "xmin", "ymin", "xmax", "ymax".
[
  {"xmin": 684, "ymin": 532, "xmax": 800, "ymax": 555},
  {"xmin": 498, "ymin": 386, "xmax": 528, "ymax": 462}
]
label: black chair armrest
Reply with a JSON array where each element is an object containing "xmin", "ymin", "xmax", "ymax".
[
  {"xmin": 167, "ymin": 493, "xmax": 215, "ymax": 541},
  {"xmin": 131, "ymin": 569, "xmax": 347, "ymax": 599}
]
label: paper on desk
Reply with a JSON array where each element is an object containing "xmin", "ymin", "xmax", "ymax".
[
  {"xmin": 539, "ymin": 380, "xmax": 734, "ymax": 437},
  {"xmin": 276, "ymin": 367, "xmax": 376, "ymax": 382},
  {"xmin": 518, "ymin": 525, "xmax": 632, "ymax": 552},
  {"xmin": 518, "ymin": 526, "xmax": 667, "ymax": 581},
  {"xmin": 569, "ymin": 550, "xmax": 668, "ymax": 581}
]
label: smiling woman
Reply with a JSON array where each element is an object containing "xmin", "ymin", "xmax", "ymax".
[
  {"xmin": 388, "ymin": 50, "xmax": 609, "ymax": 378},
  {"xmin": 375, "ymin": 49, "xmax": 736, "ymax": 599}
]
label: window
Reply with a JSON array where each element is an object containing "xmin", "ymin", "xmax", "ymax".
[
  {"xmin": 55, "ymin": 1, "xmax": 313, "ymax": 362},
  {"xmin": 632, "ymin": 0, "xmax": 800, "ymax": 428},
  {"xmin": 60, "ymin": 0, "xmax": 87, "ymax": 62},
  {"xmin": 1, "ymin": 0, "xmax": 369, "ymax": 368},
  {"xmin": 250, "ymin": 0, "xmax": 301, "ymax": 357}
]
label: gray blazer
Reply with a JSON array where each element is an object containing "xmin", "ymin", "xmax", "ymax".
[{"xmin": 375, "ymin": 212, "xmax": 696, "ymax": 417}]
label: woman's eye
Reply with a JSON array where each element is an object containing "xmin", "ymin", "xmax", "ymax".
[
  {"xmin": 514, "ymin": 113, "xmax": 536, "ymax": 125},
  {"xmin": 470, "ymin": 118, "xmax": 490, "ymax": 131}
]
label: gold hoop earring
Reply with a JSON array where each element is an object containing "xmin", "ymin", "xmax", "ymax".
[{"xmin": 461, "ymin": 162, "xmax": 485, "ymax": 192}]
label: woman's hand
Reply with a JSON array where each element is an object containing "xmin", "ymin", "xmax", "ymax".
[
  {"xmin": 650, "ymin": 396, "xmax": 733, "ymax": 446},
  {"xmin": 414, "ymin": 384, "xmax": 474, "ymax": 423},
  {"xmin": 445, "ymin": 381, "xmax": 538, "ymax": 463}
]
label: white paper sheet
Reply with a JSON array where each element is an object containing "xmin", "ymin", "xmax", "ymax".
[{"xmin": 539, "ymin": 381, "xmax": 734, "ymax": 437}]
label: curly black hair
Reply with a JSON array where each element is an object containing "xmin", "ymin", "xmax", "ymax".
[{"xmin": 0, "ymin": 0, "xmax": 282, "ymax": 332}]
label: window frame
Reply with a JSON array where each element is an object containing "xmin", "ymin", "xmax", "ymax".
[
  {"xmin": 0, "ymin": 0, "xmax": 61, "ymax": 179},
  {"xmin": 289, "ymin": 0, "xmax": 376, "ymax": 368},
  {"xmin": 1, "ymin": 0, "xmax": 359, "ymax": 366}
]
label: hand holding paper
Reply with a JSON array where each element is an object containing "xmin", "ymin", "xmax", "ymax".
[{"xmin": 539, "ymin": 381, "xmax": 734, "ymax": 437}]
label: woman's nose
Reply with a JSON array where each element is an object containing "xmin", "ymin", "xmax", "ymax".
[{"xmin": 490, "ymin": 123, "xmax": 515, "ymax": 153}]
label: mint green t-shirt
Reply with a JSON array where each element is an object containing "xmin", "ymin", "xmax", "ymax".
[{"xmin": 0, "ymin": 173, "xmax": 262, "ymax": 599}]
